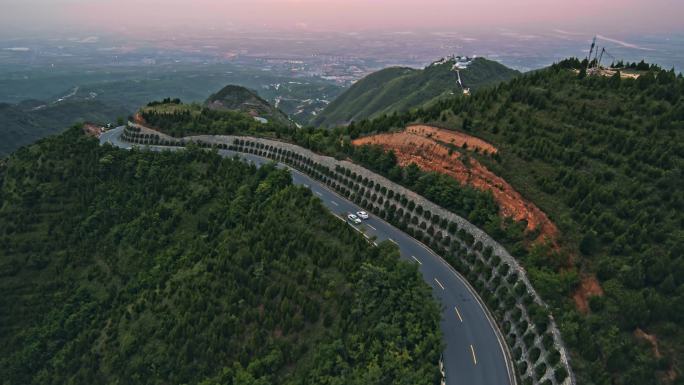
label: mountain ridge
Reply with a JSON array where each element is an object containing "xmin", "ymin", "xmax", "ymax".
[
  {"xmin": 312, "ymin": 57, "xmax": 520, "ymax": 127},
  {"xmin": 0, "ymin": 99, "xmax": 128, "ymax": 157},
  {"xmin": 206, "ymin": 84, "xmax": 292, "ymax": 126}
]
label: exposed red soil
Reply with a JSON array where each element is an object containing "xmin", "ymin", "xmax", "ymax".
[
  {"xmin": 406, "ymin": 125, "xmax": 499, "ymax": 154},
  {"xmin": 352, "ymin": 128, "xmax": 558, "ymax": 242},
  {"xmin": 572, "ymin": 275, "xmax": 604, "ymax": 314},
  {"xmin": 133, "ymin": 113, "xmax": 146, "ymax": 125},
  {"xmin": 82, "ymin": 123, "xmax": 104, "ymax": 137},
  {"xmin": 633, "ymin": 327, "xmax": 679, "ymax": 381},
  {"xmin": 635, "ymin": 328, "xmax": 662, "ymax": 358}
]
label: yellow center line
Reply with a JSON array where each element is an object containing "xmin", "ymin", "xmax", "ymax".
[
  {"xmin": 470, "ymin": 344, "xmax": 477, "ymax": 365},
  {"xmin": 454, "ymin": 306, "xmax": 463, "ymax": 322}
]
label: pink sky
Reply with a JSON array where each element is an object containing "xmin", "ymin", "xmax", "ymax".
[{"xmin": 3, "ymin": 0, "xmax": 683, "ymax": 34}]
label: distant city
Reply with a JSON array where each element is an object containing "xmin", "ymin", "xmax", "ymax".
[
  {"xmin": 2, "ymin": 29, "xmax": 680, "ymax": 131},
  {"xmin": 1, "ymin": 30, "xmax": 682, "ymax": 93}
]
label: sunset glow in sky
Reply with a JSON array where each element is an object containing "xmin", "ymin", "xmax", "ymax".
[{"xmin": 2, "ymin": 0, "xmax": 683, "ymax": 35}]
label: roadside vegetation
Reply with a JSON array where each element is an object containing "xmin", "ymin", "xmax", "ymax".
[
  {"xmin": 140, "ymin": 103, "xmax": 281, "ymax": 137},
  {"xmin": 124, "ymin": 129, "xmax": 573, "ymax": 385},
  {"xmin": 132, "ymin": 57, "xmax": 684, "ymax": 385},
  {"xmin": 339, "ymin": 59, "xmax": 684, "ymax": 385},
  {"xmin": 0, "ymin": 127, "xmax": 443, "ymax": 384}
]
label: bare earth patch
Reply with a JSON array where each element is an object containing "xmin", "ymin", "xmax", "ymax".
[
  {"xmin": 82, "ymin": 123, "xmax": 104, "ymax": 137},
  {"xmin": 572, "ymin": 275, "xmax": 604, "ymax": 314},
  {"xmin": 133, "ymin": 113, "xmax": 146, "ymax": 125},
  {"xmin": 635, "ymin": 328, "xmax": 662, "ymax": 358},
  {"xmin": 352, "ymin": 127, "xmax": 558, "ymax": 242},
  {"xmin": 406, "ymin": 125, "xmax": 499, "ymax": 154}
]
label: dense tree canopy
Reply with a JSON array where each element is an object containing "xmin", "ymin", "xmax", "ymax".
[
  {"xmin": 339, "ymin": 60, "xmax": 684, "ymax": 385},
  {"xmin": 0, "ymin": 128, "xmax": 443, "ymax": 385},
  {"xmin": 124, "ymin": 58, "xmax": 684, "ymax": 384},
  {"xmin": 140, "ymin": 104, "xmax": 294, "ymax": 138}
]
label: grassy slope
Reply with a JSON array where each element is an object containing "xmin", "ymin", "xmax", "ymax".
[{"xmin": 312, "ymin": 58, "xmax": 520, "ymax": 127}]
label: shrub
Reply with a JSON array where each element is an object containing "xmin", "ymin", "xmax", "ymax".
[
  {"xmin": 507, "ymin": 272, "xmax": 518, "ymax": 284},
  {"xmin": 534, "ymin": 362, "xmax": 547, "ymax": 379},
  {"xmin": 512, "ymin": 307, "xmax": 523, "ymax": 322},
  {"xmin": 523, "ymin": 293, "xmax": 534, "ymax": 306},
  {"xmin": 542, "ymin": 333, "xmax": 554, "ymax": 350},
  {"xmin": 498, "ymin": 263, "xmax": 510, "ymax": 276},
  {"xmin": 514, "ymin": 282, "xmax": 527, "ymax": 296},
  {"xmin": 547, "ymin": 348, "xmax": 561, "ymax": 366},
  {"xmin": 529, "ymin": 347, "xmax": 542, "ymax": 363},
  {"xmin": 523, "ymin": 331, "xmax": 535, "ymax": 348},
  {"xmin": 513, "ymin": 346, "xmax": 523, "ymax": 360},
  {"xmin": 554, "ymin": 366, "xmax": 568, "ymax": 382}
]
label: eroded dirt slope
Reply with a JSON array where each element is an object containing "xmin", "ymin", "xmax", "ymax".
[
  {"xmin": 353, "ymin": 126, "xmax": 558, "ymax": 242},
  {"xmin": 406, "ymin": 125, "xmax": 499, "ymax": 154},
  {"xmin": 573, "ymin": 275, "xmax": 604, "ymax": 314}
]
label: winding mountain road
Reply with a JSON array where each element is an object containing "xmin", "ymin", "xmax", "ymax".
[{"xmin": 100, "ymin": 127, "xmax": 514, "ymax": 385}]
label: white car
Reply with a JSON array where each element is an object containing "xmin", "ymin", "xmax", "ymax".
[
  {"xmin": 356, "ymin": 211, "xmax": 369, "ymax": 220},
  {"xmin": 347, "ymin": 213, "xmax": 362, "ymax": 224}
]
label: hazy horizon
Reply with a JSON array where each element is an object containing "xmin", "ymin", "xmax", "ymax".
[{"xmin": 2, "ymin": 0, "xmax": 683, "ymax": 37}]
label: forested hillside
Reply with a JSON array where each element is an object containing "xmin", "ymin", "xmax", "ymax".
[
  {"xmin": 139, "ymin": 102, "xmax": 285, "ymax": 138},
  {"xmin": 0, "ymin": 99, "xmax": 128, "ymax": 156},
  {"xmin": 320, "ymin": 59, "xmax": 683, "ymax": 385},
  {"xmin": 0, "ymin": 128, "xmax": 443, "ymax": 384},
  {"xmin": 312, "ymin": 57, "xmax": 519, "ymax": 127},
  {"xmin": 89, "ymin": 57, "xmax": 684, "ymax": 384},
  {"xmin": 205, "ymin": 85, "xmax": 292, "ymax": 126}
]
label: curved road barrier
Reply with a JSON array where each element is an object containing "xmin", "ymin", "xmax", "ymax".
[{"xmin": 103, "ymin": 125, "xmax": 574, "ymax": 385}]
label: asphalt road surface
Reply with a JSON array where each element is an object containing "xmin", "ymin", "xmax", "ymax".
[{"xmin": 100, "ymin": 127, "xmax": 513, "ymax": 385}]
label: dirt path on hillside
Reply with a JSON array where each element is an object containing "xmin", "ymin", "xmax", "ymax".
[{"xmin": 353, "ymin": 129, "xmax": 558, "ymax": 242}]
